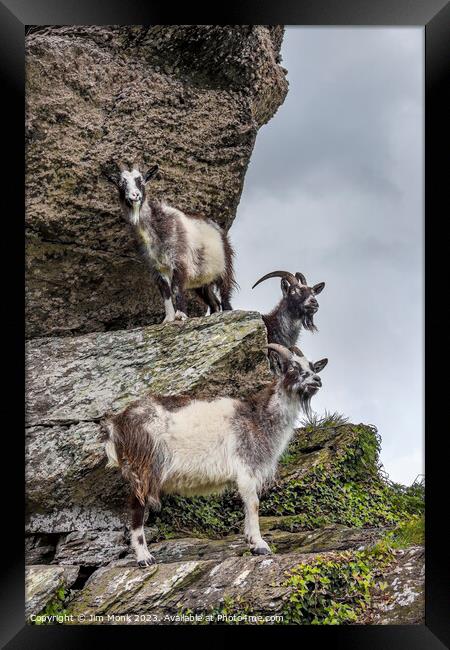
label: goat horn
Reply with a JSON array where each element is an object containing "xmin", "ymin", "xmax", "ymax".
[
  {"xmin": 116, "ymin": 160, "xmax": 128, "ymax": 172},
  {"xmin": 295, "ymin": 272, "xmax": 307, "ymax": 286},
  {"xmin": 267, "ymin": 343, "xmax": 294, "ymax": 361},
  {"xmin": 290, "ymin": 345, "xmax": 305, "ymax": 357},
  {"xmin": 252, "ymin": 271, "xmax": 298, "ymax": 290}
]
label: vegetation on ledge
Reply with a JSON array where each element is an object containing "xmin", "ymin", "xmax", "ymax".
[{"xmin": 152, "ymin": 419, "xmax": 424, "ymax": 540}]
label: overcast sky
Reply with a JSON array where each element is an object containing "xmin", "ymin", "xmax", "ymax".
[{"xmin": 231, "ymin": 28, "xmax": 424, "ymax": 486}]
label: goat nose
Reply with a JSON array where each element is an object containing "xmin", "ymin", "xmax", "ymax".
[{"xmin": 314, "ymin": 376, "xmax": 322, "ymax": 386}]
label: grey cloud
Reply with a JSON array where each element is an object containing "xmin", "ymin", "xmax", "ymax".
[{"xmin": 230, "ymin": 27, "xmax": 423, "ymax": 485}]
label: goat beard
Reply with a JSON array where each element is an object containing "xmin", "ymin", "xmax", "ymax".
[
  {"xmin": 299, "ymin": 393, "xmax": 313, "ymax": 419},
  {"xmin": 301, "ymin": 312, "xmax": 317, "ymax": 332}
]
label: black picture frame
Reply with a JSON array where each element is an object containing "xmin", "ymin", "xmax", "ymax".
[{"xmin": 1, "ymin": 1, "xmax": 448, "ymax": 647}]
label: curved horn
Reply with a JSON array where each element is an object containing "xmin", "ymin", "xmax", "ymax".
[
  {"xmin": 295, "ymin": 272, "xmax": 307, "ymax": 286},
  {"xmin": 267, "ymin": 343, "xmax": 294, "ymax": 361},
  {"xmin": 290, "ymin": 345, "xmax": 305, "ymax": 358},
  {"xmin": 252, "ymin": 270, "xmax": 298, "ymax": 290}
]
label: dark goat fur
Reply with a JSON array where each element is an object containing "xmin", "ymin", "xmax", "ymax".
[{"xmin": 253, "ymin": 272, "xmax": 325, "ymax": 373}]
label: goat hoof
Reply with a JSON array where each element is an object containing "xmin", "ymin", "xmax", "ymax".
[
  {"xmin": 174, "ymin": 311, "xmax": 187, "ymax": 321},
  {"xmin": 138, "ymin": 556, "xmax": 155, "ymax": 568},
  {"xmin": 252, "ymin": 546, "xmax": 271, "ymax": 556}
]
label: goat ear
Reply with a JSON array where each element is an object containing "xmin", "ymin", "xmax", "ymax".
[
  {"xmin": 313, "ymin": 282, "xmax": 325, "ymax": 295},
  {"xmin": 313, "ymin": 358, "xmax": 328, "ymax": 373},
  {"xmin": 144, "ymin": 165, "xmax": 159, "ymax": 183},
  {"xmin": 281, "ymin": 278, "xmax": 290, "ymax": 296}
]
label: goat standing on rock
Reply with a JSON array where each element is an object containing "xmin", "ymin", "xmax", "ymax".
[
  {"xmin": 253, "ymin": 271, "xmax": 325, "ymax": 372},
  {"xmin": 103, "ymin": 160, "xmax": 236, "ymax": 323},
  {"xmin": 102, "ymin": 344, "xmax": 328, "ymax": 566}
]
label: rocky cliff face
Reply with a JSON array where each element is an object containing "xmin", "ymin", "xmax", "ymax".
[
  {"xmin": 25, "ymin": 25, "xmax": 288, "ymax": 338},
  {"xmin": 26, "ymin": 388, "xmax": 425, "ymax": 625},
  {"xmin": 25, "ymin": 303, "xmax": 425, "ymax": 626},
  {"xmin": 26, "ymin": 319, "xmax": 425, "ymax": 625},
  {"xmin": 25, "ymin": 26, "xmax": 424, "ymax": 626}
]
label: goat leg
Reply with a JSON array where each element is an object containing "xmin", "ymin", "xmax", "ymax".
[
  {"xmin": 171, "ymin": 268, "xmax": 188, "ymax": 320},
  {"xmin": 238, "ymin": 477, "xmax": 271, "ymax": 555},
  {"xmin": 129, "ymin": 494, "xmax": 155, "ymax": 567},
  {"xmin": 154, "ymin": 273, "xmax": 176, "ymax": 323}
]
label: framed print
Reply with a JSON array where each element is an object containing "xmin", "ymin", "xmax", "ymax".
[{"xmin": 1, "ymin": 1, "xmax": 448, "ymax": 647}]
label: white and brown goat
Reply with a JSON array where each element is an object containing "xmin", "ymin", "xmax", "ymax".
[
  {"xmin": 102, "ymin": 344, "xmax": 328, "ymax": 566},
  {"xmin": 103, "ymin": 161, "xmax": 236, "ymax": 322}
]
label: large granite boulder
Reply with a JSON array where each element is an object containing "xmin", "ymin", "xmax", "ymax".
[{"xmin": 25, "ymin": 25, "xmax": 288, "ymax": 338}]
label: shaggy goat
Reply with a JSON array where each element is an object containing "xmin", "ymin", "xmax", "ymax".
[
  {"xmin": 102, "ymin": 344, "xmax": 328, "ymax": 566},
  {"xmin": 253, "ymin": 270, "xmax": 325, "ymax": 371},
  {"xmin": 103, "ymin": 160, "xmax": 236, "ymax": 322}
]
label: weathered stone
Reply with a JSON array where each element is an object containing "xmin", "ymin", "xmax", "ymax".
[
  {"xmin": 165, "ymin": 553, "xmax": 301, "ymax": 617},
  {"xmin": 25, "ymin": 565, "xmax": 79, "ymax": 619},
  {"xmin": 25, "ymin": 311, "xmax": 271, "ymax": 533},
  {"xmin": 25, "ymin": 26, "xmax": 288, "ymax": 338},
  {"xmin": 25, "ymin": 310, "xmax": 270, "ymax": 426},
  {"xmin": 26, "ymin": 505, "xmax": 126, "ymax": 536},
  {"xmin": 25, "ymin": 535, "xmax": 58, "ymax": 565},
  {"xmin": 122, "ymin": 525, "xmax": 389, "ymax": 565},
  {"xmin": 65, "ymin": 551, "xmax": 342, "ymax": 624},
  {"xmin": 54, "ymin": 531, "xmax": 128, "ymax": 566},
  {"xmin": 66, "ymin": 559, "xmax": 214, "ymax": 623},
  {"xmin": 370, "ymin": 546, "xmax": 425, "ymax": 624},
  {"xmin": 30, "ymin": 541, "xmax": 425, "ymax": 625},
  {"xmin": 24, "ymin": 523, "xmax": 389, "ymax": 570}
]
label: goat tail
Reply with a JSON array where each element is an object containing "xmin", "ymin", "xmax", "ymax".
[
  {"xmin": 101, "ymin": 410, "xmax": 163, "ymax": 508},
  {"xmin": 127, "ymin": 469, "xmax": 149, "ymax": 507},
  {"xmin": 219, "ymin": 232, "xmax": 239, "ymax": 307}
]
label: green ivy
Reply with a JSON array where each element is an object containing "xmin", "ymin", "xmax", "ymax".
[
  {"xmin": 261, "ymin": 426, "xmax": 424, "ymax": 529},
  {"xmin": 282, "ymin": 542, "xmax": 395, "ymax": 625},
  {"xmin": 32, "ymin": 587, "xmax": 68, "ymax": 625}
]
